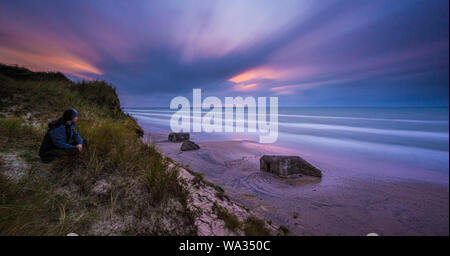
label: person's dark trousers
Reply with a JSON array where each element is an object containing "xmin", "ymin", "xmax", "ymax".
[{"xmin": 39, "ymin": 139, "xmax": 88, "ymax": 163}]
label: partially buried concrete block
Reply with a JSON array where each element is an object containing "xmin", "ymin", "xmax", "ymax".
[
  {"xmin": 168, "ymin": 132, "xmax": 190, "ymax": 142},
  {"xmin": 260, "ymin": 155, "xmax": 322, "ymax": 178}
]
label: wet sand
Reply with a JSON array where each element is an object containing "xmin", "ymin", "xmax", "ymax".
[{"xmin": 148, "ymin": 132, "xmax": 449, "ymax": 236}]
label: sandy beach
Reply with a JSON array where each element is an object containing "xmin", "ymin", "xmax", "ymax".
[{"xmin": 148, "ymin": 132, "xmax": 449, "ymax": 236}]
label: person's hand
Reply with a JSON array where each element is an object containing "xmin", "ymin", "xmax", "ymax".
[{"xmin": 76, "ymin": 144, "xmax": 83, "ymax": 152}]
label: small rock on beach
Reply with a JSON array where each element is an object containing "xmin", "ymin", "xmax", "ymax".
[
  {"xmin": 181, "ymin": 141, "xmax": 200, "ymax": 151},
  {"xmin": 168, "ymin": 132, "xmax": 190, "ymax": 142}
]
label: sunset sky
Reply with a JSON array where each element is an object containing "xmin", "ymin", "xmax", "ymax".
[{"xmin": 0, "ymin": 0, "xmax": 448, "ymax": 107}]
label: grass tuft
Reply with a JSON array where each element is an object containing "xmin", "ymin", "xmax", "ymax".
[
  {"xmin": 243, "ymin": 216, "xmax": 272, "ymax": 236},
  {"xmin": 213, "ymin": 203, "xmax": 242, "ymax": 232}
]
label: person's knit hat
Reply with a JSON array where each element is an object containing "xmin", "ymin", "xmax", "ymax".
[{"xmin": 62, "ymin": 109, "xmax": 79, "ymax": 122}]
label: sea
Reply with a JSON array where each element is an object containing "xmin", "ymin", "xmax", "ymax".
[{"xmin": 124, "ymin": 107, "xmax": 449, "ymax": 184}]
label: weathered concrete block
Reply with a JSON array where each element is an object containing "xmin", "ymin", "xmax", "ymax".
[
  {"xmin": 168, "ymin": 132, "xmax": 190, "ymax": 142},
  {"xmin": 260, "ymin": 155, "xmax": 322, "ymax": 178},
  {"xmin": 181, "ymin": 141, "xmax": 200, "ymax": 151}
]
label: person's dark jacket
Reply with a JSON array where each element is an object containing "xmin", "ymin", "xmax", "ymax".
[{"xmin": 39, "ymin": 118, "xmax": 83, "ymax": 156}]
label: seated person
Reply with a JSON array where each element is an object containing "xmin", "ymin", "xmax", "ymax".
[{"xmin": 39, "ymin": 109, "xmax": 87, "ymax": 163}]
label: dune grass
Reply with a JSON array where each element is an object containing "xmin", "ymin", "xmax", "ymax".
[
  {"xmin": 211, "ymin": 201, "xmax": 273, "ymax": 235},
  {"xmin": 243, "ymin": 216, "xmax": 272, "ymax": 236},
  {"xmin": 213, "ymin": 202, "xmax": 242, "ymax": 232},
  {"xmin": 0, "ymin": 173, "xmax": 94, "ymax": 235},
  {"xmin": 0, "ymin": 64, "xmax": 194, "ymax": 235}
]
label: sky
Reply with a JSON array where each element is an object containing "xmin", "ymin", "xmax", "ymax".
[{"xmin": 0, "ymin": 0, "xmax": 448, "ymax": 107}]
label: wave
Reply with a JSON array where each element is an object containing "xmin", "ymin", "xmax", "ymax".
[
  {"xmin": 281, "ymin": 122, "xmax": 449, "ymax": 140},
  {"xmin": 125, "ymin": 108, "xmax": 449, "ymax": 124},
  {"xmin": 278, "ymin": 132, "xmax": 449, "ymax": 165},
  {"xmin": 129, "ymin": 112, "xmax": 448, "ymax": 141}
]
